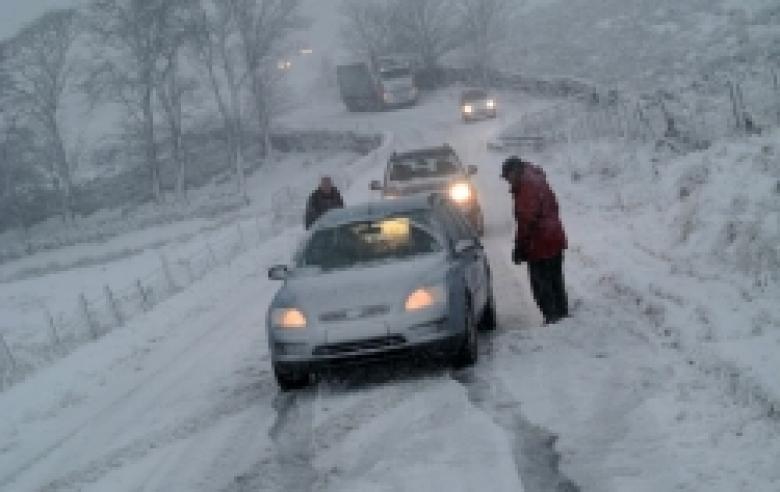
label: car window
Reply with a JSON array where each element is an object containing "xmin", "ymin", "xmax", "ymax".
[
  {"xmin": 298, "ymin": 216, "xmax": 442, "ymax": 270},
  {"xmin": 462, "ymin": 89, "xmax": 486, "ymax": 101},
  {"xmin": 380, "ymin": 68, "xmax": 411, "ymax": 79},
  {"xmin": 388, "ymin": 155, "xmax": 460, "ymax": 181}
]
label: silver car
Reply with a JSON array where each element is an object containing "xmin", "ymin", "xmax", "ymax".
[{"xmin": 266, "ymin": 194, "xmax": 496, "ymax": 390}]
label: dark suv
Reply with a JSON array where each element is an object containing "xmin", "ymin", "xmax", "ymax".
[{"xmin": 370, "ymin": 145, "xmax": 485, "ymax": 235}]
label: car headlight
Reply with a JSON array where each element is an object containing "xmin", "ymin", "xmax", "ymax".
[
  {"xmin": 486, "ymin": 99, "xmax": 495, "ymax": 109},
  {"xmin": 449, "ymin": 182, "xmax": 472, "ymax": 203},
  {"xmin": 462, "ymin": 104, "xmax": 473, "ymax": 114},
  {"xmin": 405, "ymin": 285, "xmax": 446, "ymax": 312},
  {"xmin": 271, "ymin": 308, "xmax": 307, "ymax": 329}
]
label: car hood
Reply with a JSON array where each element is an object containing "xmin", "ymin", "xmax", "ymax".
[
  {"xmin": 275, "ymin": 254, "xmax": 448, "ymax": 319},
  {"xmin": 389, "ymin": 176, "xmax": 462, "ymax": 196}
]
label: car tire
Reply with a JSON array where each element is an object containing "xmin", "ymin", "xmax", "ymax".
[
  {"xmin": 453, "ymin": 299, "xmax": 478, "ymax": 368},
  {"xmin": 273, "ymin": 363, "xmax": 310, "ymax": 391},
  {"xmin": 479, "ymin": 288, "xmax": 497, "ymax": 331}
]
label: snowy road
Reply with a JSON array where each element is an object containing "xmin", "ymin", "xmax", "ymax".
[
  {"xmin": 0, "ymin": 93, "xmax": 553, "ymax": 492},
  {"xmin": 2, "ymin": 90, "xmax": 779, "ymax": 492}
]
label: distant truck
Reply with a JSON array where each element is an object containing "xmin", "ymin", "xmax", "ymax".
[
  {"xmin": 336, "ymin": 63, "xmax": 381, "ymax": 111},
  {"xmin": 336, "ymin": 56, "xmax": 418, "ymax": 112}
]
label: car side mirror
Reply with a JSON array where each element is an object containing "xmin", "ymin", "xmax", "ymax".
[
  {"xmin": 466, "ymin": 165, "xmax": 478, "ymax": 176},
  {"xmin": 370, "ymin": 180, "xmax": 383, "ymax": 191},
  {"xmin": 268, "ymin": 264, "xmax": 289, "ymax": 280},
  {"xmin": 454, "ymin": 238, "xmax": 479, "ymax": 255}
]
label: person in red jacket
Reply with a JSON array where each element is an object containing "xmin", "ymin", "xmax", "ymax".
[{"xmin": 501, "ymin": 156, "xmax": 569, "ymax": 324}]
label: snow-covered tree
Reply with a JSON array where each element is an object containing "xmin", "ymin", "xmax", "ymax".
[
  {"xmin": 84, "ymin": 0, "xmax": 195, "ymax": 203},
  {"xmin": 190, "ymin": 0, "xmax": 250, "ymax": 201},
  {"xmin": 4, "ymin": 9, "xmax": 80, "ymax": 221},
  {"xmin": 457, "ymin": 0, "xmax": 516, "ymax": 81},
  {"xmin": 234, "ymin": 0, "xmax": 302, "ymax": 157},
  {"xmin": 339, "ymin": 0, "xmax": 400, "ymax": 59},
  {"xmin": 393, "ymin": 0, "xmax": 461, "ymax": 72}
]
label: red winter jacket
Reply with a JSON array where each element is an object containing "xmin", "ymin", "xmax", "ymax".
[{"xmin": 511, "ymin": 163, "xmax": 567, "ymax": 261}]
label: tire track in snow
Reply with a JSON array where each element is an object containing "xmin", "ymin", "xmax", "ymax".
[
  {"xmin": 452, "ymin": 366, "xmax": 580, "ymax": 492},
  {"xmin": 224, "ymin": 368, "xmax": 446, "ymax": 491}
]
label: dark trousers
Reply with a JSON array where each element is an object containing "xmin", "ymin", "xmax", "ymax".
[{"xmin": 527, "ymin": 253, "xmax": 568, "ymax": 324}]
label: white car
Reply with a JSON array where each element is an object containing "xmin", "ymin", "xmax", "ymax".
[
  {"xmin": 266, "ymin": 194, "xmax": 496, "ymax": 390},
  {"xmin": 460, "ymin": 88, "xmax": 497, "ymax": 122}
]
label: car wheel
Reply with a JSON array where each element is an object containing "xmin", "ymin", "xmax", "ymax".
[
  {"xmin": 479, "ymin": 288, "xmax": 497, "ymax": 331},
  {"xmin": 453, "ymin": 299, "xmax": 478, "ymax": 368},
  {"xmin": 273, "ymin": 363, "xmax": 310, "ymax": 391}
]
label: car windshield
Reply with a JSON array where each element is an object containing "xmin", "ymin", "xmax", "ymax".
[
  {"xmin": 462, "ymin": 89, "xmax": 487, "ymax": 101},
  {"xmin": 388, "ymin": 154, "xmax": 460, "ymax": 181},
  {"xmin": 298, "ymin": 216, "xmax": 442, "ymax": 270},
  {"xmin": 380, "ymin": 68, "xmax": 411, "ymax": 79}
]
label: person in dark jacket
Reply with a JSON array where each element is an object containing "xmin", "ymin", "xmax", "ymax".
[
  {"xmin": 305, "ymin": 176, "xmax": 344, "ymax": 229},
  {"xmin": 501, "ymin": 156, "xmax": 569, "ymax": 324}
]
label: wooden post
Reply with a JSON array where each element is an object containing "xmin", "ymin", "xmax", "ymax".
[
  {"xmin": 236, "ymin": 223, "xmax": 245, "ymax": 251},
  {"xmin": 79, "ymin": 294, "xmax": 99, "ymax": 339},
  {"xmin": 104, "ymin": 285, "xmax": 123, "ymax": 327},
  {"xmin": 160, "ymin": 253, "xmax": 177, "ymax": 293},
  {"xmin": 180, "ymin": 258, "xmax": 194, "ymax": 284},
  {"xmin": 136, "ymin": 279, "xmax": 150, "ymax": 311},
  {"xmin": 207, "ymin": 243, "xmax": 218, "ymax": 267},
  {"xmin": 0, "ymin": 333, "xmax": 16, "ymax": 377},
  {"xmin": 43, "ymin": 306, "xmax": 61, "ymax": 347}
]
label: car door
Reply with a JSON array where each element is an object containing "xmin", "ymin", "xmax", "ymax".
[{"xmin": 436, "ymin": 202, "xmax": 488, "ymax": 312}]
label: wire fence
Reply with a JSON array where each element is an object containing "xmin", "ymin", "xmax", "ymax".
[
  {"xmin": 492, "ymin": 66, "xmax": 780, "ymax": 154},
  {"xmin": 0, "ymin": 131, "xmax": 392, "ymax": 392},
  {"xmin": 0, "ymin": 215, "xmax": 272, "ymax": 391}
]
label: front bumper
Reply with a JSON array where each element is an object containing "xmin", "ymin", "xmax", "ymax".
[
  {"xmin": 270, "ymin": 315, "xmax": 459, "ymax": 368},
  {"xmin": 462, "ymin": 105, "xmax": 496, "ymax": 120}
]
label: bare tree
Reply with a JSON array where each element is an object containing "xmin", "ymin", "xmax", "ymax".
[
  {"xmin": 4, "ymin": 9, "xmax": 80, "ymax": 221},
  {"xmin": 85, "ymin": 0, "xmax": 191, "ymax": 203},
  {"xmin": 156, "ymin": 1, "xmax": 199, "ymax": 202},
  {"xmin": 340, "ymin": 0, "xmax": 461, "ymax": 81},
  {"xmin": 190, "ymin": 0, "xmax": 251, "ymax": 201},
  {"xmin": 235, "ymin": 0, "xmax": 301, "ymax": 157},
  {"xmin": 457, "ymin": 0, "xmax": 515, "ymax": 82},
  {"xmin": 339, "ymin": 0, "xmax": 399, "ymax": 60},
  {"xmin": 394, "ymin": 0, "xmax": 461, "ymax": 72}
]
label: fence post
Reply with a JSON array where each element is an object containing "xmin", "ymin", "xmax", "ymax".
[
  {"xmin": 180, "ymin": 258, "xmax": 194, "ymax": 284},
  {"xmin": 43, "ymin": 305, "xmax": 61, "ymax": 347},
  {"xmin": 207, "ymin": 243, "xmax": 218, "ymax": 267},
  {"xmin": 104, "ymin": 285, "xmax": 123, "ymax": 327},
  {"xmin": 160, "ymin": 253, "xmax": 177, "ymax": 293},
  {"xmin": 236, "ymin": 223, "xmax": 245, "ymax": 251},
  {"xmin": 79, "ymin": 293, "xmax": 99, "ymax": 339},
  {"xmin": 136, "ymin": 279, "xmax": 150, "ymax": 312},
  {"xmin": 0, "ymin": 333, "xmax": 16, "ymax": 384}
]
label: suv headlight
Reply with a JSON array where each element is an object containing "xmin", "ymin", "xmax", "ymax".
[
  {"xmin": 271, "ymin": 308, "xmax": 307, "ymax": 329},
  {"xmin": 462, "ymin": 104, "xmax": 473, "ymax": 114},
  {"xmin": 449, "ymin": 182, "xmax": 472, "ymax": 203},
  {"xmin": 405, "ymin": 284, "xmax": 446, "ymax": 312}
]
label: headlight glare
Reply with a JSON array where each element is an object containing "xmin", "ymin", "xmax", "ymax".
[
  {"xmin": 462, "ymin": 104, "xmax": 473, "ymax": 114},
  {"xmin": 486, "ymin": 99, "xmax": 495, "ymax": 109},
  {"xmin": 405, "ymin": 285, "xmax": 445, "ymax": 312},
  {"xmin": 271, "ymin": 308, "xmax": 307, "ymax": 329},
  {"xmin": 449, "ymin": 182, "xmax": 471, "ymax": 203}
]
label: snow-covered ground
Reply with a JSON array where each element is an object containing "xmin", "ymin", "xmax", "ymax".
[
  {"xmin": 1, "ymin": 86, "xmax": 778, "ymax": 491},
  {"xmin": 1, "ymin": 0, "xmax": 779, "ymax": 490}
]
